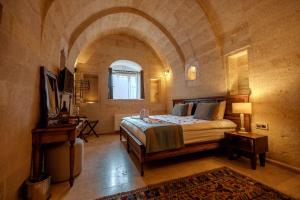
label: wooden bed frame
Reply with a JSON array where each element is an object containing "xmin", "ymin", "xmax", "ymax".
[{"xmin": 120, "ymin": 95, "xmax": 250, "ymax": 175}]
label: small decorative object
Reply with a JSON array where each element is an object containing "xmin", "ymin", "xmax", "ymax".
[
  {"xmin": 140, "ymin": 109, "xmax": 145, "ymax": 119},
  {"xmin": 25, "ymin": 175, "xmax": 51, "ymax": 200},
  {"xmin": 143, "ymin": 117, "xmax": 161, "ymax": 124},
  {"xmin": 72, "ymin": 105, "xmax": 80, "ymax": 116},
  {"xmin": 60, "ymin": 101, "xmax": 69, "ymax": 124},
  {"xmin": 47, "ymin": 118, "xmax": 60, "ymax": 127},
  {"xmin": 140, "ymin": 109, "xmax": 149, "ymax": 119},
  {"xmin": 61, "ymin": 101, "xmax": 68, "ymax": 112},
  {"xmin": 232, "ymin": 102, "xmax": 252, "ymax": 133}
]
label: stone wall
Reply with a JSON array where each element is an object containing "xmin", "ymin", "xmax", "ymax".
[
  {"xmin": 0, "ymin": 0, "xmax": 64, "ymax": 198},
  {"xmin": 1, "ymin": 1, "xmax": 300, "ymax": 199},
  {"xmin": 207, "ymin": 0, "xmax": 300, "ymax": 168},
  {"xmin": 0, "ymin": 0, "xmax": 41, "ymax": 199},
  {"xmin": 76, "ymin": 34, "xmax": 167, "ymax": 133}
]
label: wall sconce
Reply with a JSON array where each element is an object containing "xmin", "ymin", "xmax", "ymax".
[
  {"xmin": 187, "ymin": 65, "xmax": 197, "ymax": 80},
  {"xmin": 164, "ymin": 69, "xmax": 170, "ymax": 76}
]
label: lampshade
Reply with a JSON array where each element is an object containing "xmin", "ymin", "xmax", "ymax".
[{"xmin": 232, "ymin": 102, "xmax": 252, "ymax": 114}]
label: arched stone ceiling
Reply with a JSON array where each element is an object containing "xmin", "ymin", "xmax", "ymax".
[
  {"xmin": 76, "ymin": 33, "xmax": 165, "ymax": 72},
  {"xmin": 69, "ymin": 28, "xmax": 164, "ymax": 66},
  {"xmin": 196, "ymin": 0, "xmax": 223, "ymax": 49},
  {"xmin": 41, "ymin": 0, "xmax": 222, "ymax": 73},
  {"xmin": 40, "ymin": 0, "xmax": 55, "ymax": 33},
  {"xmin": 67, "ymin": 14, "xmax": 181, "ymax": 70},
  {"xmin": 67, "ymin": 7, "xmax": 185, "ymax": 64}
]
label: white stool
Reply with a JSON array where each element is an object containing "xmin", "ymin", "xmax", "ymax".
[{"xmin": 45, "ymin": 138, "xmax": 84, "ymax": 183}]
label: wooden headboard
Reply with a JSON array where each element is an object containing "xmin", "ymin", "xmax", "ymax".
[{"xmin": 172, "ymin": 94, "xmax": 251, "ymax": 131}]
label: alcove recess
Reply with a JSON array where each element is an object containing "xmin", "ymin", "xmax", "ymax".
[
  {"xmin": 225, "ymin": 48, "xmax": 250, "ymax": 95},
  {"xmin": 74, "ymin": 71, "xmax": 99, "ymax": 104},
  {"xmin": 150, "ymin": 78, "xmax": 161, "ymax": 103},
  {"xmin": 82, "ymin": 74, "xmax": 99, "ymax": 103}
]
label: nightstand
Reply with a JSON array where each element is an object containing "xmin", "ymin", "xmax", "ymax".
[{"xmin": 224, "ymin": 131, "xmax": 268, "ymax": 170}]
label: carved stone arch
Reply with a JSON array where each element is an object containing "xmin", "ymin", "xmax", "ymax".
[
  {"xmin": 66, "ymin": 14, "xmax": 183, "ymax": 73},
  {"xmin": 67, "ymin": 7, "xmax": 185, "ymax": 64},
  {"xmin": 41, "ymin": 0, "xmax": 223, "ymax": 75}
]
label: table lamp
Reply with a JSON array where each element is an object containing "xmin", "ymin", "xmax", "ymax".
[{"xmin": 232, "ymin": 102, "xmax": 252, "ymax": 133}]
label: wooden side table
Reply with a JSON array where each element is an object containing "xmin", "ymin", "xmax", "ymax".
[{"xmin": 224, "ymin": 131, "xmax": 268, "ymax": 170}]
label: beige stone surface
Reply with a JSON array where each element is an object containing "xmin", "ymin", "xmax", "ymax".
[
  {"xmin": 0, "ymin": 1, "xmax": 41, "ymax": 199},
  {"xmin": 0, "ymin": 0, "xmax": 300, "ymax": 199}
]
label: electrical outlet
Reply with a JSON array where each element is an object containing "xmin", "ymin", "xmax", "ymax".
[{"xmin": 256, "ymin": 122, "xmax": 269, "ymax": 130}]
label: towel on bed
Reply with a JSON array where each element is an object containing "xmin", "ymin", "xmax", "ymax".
[{"xmin": 123, "ymin": 117, "xmax": 184, "ymax": 153}]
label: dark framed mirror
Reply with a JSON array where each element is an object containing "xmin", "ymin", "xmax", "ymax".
[{"xmin": 39, "ymin": 66, "xmax": 60, "ymax": 128}]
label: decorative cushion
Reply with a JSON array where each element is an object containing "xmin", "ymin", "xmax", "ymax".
[
  {"xmin": 186, "ymin": 102, "xmax": 194, "ymax": 116},
  {"xmin": 194, "ymin": 103, "xmax": 219, "ymax": 120},
  {"xmin": 213, "ymin": 101, "xmax": 227, "ymax": 120},
  {"xmin": 172, "ymin": 103, "xmax": 188, "ymax": 116}
]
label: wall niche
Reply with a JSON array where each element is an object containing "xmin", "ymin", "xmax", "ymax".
[
  {"xmin": 82, "ymin": 74, "xmax": 99, "ymax": 103},
  {"xmin": 225, "ymin": 48, "xmax": 250, "ymax": 95},
  {"xmin": 150, "ymin": 78, "xmax": 161, "ymax": 103}
]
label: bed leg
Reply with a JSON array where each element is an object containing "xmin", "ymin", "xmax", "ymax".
[
  {"xmin": 140, "ymin": 161, "xmax": 144, "ymax": 176},
  {"xmin": 127, "ymin": 139, "xmax": 130, "ymax": 153}
]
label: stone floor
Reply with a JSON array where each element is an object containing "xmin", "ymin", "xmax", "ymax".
[{"xmin": 50, "ymin": 134, "xmax": 300, "ymax": 200}]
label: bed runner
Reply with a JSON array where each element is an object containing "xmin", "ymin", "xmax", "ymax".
[{"xmin": 123, "ymin": 117, "xmax": 184, "ymax": 153}]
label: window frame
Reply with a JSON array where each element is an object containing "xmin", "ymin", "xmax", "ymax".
[{"xmin": 108, "ymin": 60, "xmax": 145, "ymax": 100}]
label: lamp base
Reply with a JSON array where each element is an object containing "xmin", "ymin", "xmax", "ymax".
[
  {"xmin": 239, "ymin": 114, "xmax": 248, "ymax": 134},
  {"xmin": 237, "ymin": 130, "xmax": 250, "ymax": 134}
]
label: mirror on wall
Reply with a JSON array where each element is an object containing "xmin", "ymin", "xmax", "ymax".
[
  {"xmin": 39, "ymin": 66, "xmax": 60, "ymax": 127},
  {"xmin": 46, "ymin": 75, "xmax": 59, "ymax": 117}
]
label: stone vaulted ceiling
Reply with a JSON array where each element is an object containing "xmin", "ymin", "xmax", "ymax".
[{"xmin": 40, "ymin": 0, "xmax": 222, "ymax": 72}]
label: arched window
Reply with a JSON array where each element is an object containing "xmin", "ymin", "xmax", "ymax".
[{"xmin": 108, "ymin": 60, "xmax": 144, "ymax": 99}]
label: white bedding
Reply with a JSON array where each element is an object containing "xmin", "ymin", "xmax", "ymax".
[{"xmin": 121, "ymin": 115, "xmax": 237, "ymax": 145}]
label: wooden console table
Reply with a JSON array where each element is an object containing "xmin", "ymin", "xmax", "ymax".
[{"xmin": 32, "ymin": 124, "xmax": 81, "ymax": 187}]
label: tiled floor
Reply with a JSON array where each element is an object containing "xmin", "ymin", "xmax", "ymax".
[{"xmin": 50, "ymin": 134, "xmax": 300, "ymax": 199}]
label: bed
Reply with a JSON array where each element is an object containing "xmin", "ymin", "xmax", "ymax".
[{"xmin": 120, "ymin": 95, "xmax": 250, "ymax": 175}]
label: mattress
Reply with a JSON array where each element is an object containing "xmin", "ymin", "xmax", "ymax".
[{"xmin": 121, "ymin": 115, "xmax": 237, "ymax": 145}]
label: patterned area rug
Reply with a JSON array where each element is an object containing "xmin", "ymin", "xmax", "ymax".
[{"xmin": 98, "ymin": 167, "xmax": 293, "ymax": 200}]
